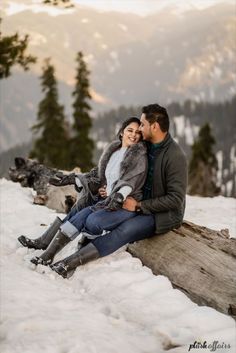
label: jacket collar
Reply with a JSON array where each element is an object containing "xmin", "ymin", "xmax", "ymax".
[{"xmin": 146, "ymin": 133, "xmax": 172, "ymax": 150}]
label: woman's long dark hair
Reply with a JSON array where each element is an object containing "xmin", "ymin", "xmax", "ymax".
[{"xmin": 117, "ymin": 116, "xmax": 141, "ymax": 141}]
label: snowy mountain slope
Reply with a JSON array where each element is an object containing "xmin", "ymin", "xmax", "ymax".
[
  {"xmin": 1, "ymin": 2, "xmax": 235, "ymax": 151},
  {"xmin": 0, "ymin": 179, "xmax": 235, "ymax": 353}
]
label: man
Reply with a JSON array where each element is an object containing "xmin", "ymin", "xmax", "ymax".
[{"xmin": 51, "ymin": 103, "xmax": 188, "ymax": 277}]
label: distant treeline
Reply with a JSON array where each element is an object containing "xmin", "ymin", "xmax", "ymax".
[
  {"xmin": 93, "ymin": 95, "xmax": 236, "ymax": 162},
  {"xmin": 1, "ymin": 96, "xmax": 235, "ymax": 196}
]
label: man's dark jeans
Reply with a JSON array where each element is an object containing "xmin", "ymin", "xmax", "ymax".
[{"xmin": 91, "ymin": 214, "xmax": 155, "ymax": 257}]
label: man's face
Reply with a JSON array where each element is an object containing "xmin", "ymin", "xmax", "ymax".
[{"xmin": 139, "ymin": 113, "xmax": 153, "ymax": 141}]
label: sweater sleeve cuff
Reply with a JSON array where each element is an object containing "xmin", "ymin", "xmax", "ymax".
[
  {"xmin": 75, "ymin": 176, "xmax": 83, "ymax": 193},
  {"xmin": 118, "ymin": 186, "xmax": 132, "ymax": 199}
]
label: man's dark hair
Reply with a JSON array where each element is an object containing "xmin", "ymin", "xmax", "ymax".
[
  {"xmin": 117, "ymin": 116, "xmax": 141, "ymax": 141},
  {"xmin": 142, "ymin": 104, "xmax": 169, "ymax": 132}
]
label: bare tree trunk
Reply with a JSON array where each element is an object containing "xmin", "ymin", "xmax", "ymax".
[{"xmin": 127, "ymin": 221, "xmax": 236, "ymax": 319}]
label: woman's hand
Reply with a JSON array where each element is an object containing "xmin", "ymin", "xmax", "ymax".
[
  {"xmin": 105, "ymin": 192, "xmax": 124, "ymax": 211},
  {"xmin": 49, "ymin": 173, "xmax": 75, "ymax": 187},
  {"xmin": 98, "ymin": 185, "xmax": 107, "ymax": 198}
]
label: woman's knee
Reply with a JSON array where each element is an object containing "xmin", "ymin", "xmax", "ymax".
[
  {"xmin": 85, "ymin": 214, "xmax": 103, "ymax": 235},
  {"xmin": 63, "ymin": 207, "xmax": 77, "ymax": 223}
]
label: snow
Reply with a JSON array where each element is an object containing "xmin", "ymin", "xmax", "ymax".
[
  {"xmin": 118, "ymin": 23, "xmax": 128, "ymax": 32},
  {"xmin": 109, "ymin": 51, "xmax": 119, "ymax": 60},
  {"xmin": 5, "ymin": 1, "xmax": 75, "ymax": 16},
  {"xmin": 211, "ymin": 66, "xmax": 222, "ymax": 80},
  {"xmin": 216, "ymin": 150, "xmax": 223, "ymax": 186},
  {"xmin": 184, "ymin": 119, "xmax": 194, "ymax": 146},
  {"xmin": 173, "ymin": 115, "xmax": 185, "ymax": 138},
  {"xmin": 0, "ymin": 179, "xmax": 235, "ymax": 353},
  {"xmin": 185, "ymin": 195, "xmax": 236, "ymax": 238},
  {"xmin": 81, "ymin": 18, "xmax": 89, "ymax": 24},
  {"xmin": 226, "ymin": 180, "xmax": 234, "ymax": 198},
  {"xmin": 93, "ymin": 32, "xmax": 102, "ymax": 39},
  {"xmin": 101, "ymin": 43, "xmax": 108, "ymax": 50},
  {"xmin": 230, "ymin": 145, "xmax": 236, "ymax": 174},
  {"xmin": 27, "ymin": 31, "xmax": 47, "ymax": 46},
  {"xmin": 173, "ymin": 115, "xmax": 197, "ymax": 146}
]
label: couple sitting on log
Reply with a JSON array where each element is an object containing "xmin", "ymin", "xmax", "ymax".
[{"xmin": 18, "ymin": 103, "xmax": 187, "ymax": 278}]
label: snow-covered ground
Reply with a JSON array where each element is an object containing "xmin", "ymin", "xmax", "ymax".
[
  {"xmin": 0, "ymin": 179, "xmax": 235, "ymax": 353},
  {"xmin": 185, "ymin": 195, "xmax": 236, "ymax": 238}
]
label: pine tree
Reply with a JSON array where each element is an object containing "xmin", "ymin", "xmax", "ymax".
[
  {"xmin": 69, "ymin": 51, "xmax": 94, "ymax": 171},
  {"xmin": 43, "ymin": 0, "xmax": 72, "ymax": 6},
  {"xmin": 30, "ymin": 58, "xmax": 69, "ymax": 169},
  {"xmin": 188, "ymin": 123, "xmax": 220, "ymax": 196},
  {"xmin": 0, "ymin": 18, "xmax": 36, "ymax": 79}
]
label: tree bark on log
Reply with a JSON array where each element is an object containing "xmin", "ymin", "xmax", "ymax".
[{"xmin": 127, "ymin": 221, "xmax": 236, "ymax": 319}]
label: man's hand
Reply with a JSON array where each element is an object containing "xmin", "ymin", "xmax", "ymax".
[
  {"xmin": 98, "ymin": 185, "xmax": 107, "ymax": 198},
  {"xmin": 122, "ymin": 197, "xmax": 139, "ymax": 211}
]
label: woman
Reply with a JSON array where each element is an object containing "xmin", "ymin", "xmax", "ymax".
[{"xmin": 18, "ymin": 117, "xmax": 147, "ymax": 271}]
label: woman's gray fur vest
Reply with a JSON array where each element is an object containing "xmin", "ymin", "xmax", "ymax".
[{"xmin": 74, "ymin": 140, "xmax": 147, "ymax": 211}]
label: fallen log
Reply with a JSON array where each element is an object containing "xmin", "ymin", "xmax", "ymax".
[
  {"xmin": 127, "ymin": 221, "xmax": 236, "ymax": 319},
  {"xmin": 8, "ymin": 157, "xmax": 78, "ymax": 213}
]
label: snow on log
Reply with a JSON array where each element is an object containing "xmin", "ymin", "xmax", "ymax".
[{"xmin": 127, "ymin": 221, "xmax": 236, "ymax": 319}]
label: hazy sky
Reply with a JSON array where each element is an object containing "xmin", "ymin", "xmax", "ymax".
[
  {"xmin": 4, "ymin": 0, "xmax": 235, "ymax": 16},
  {"xmin": 73, "ymin": 0, "xmax": 235, "ymax": 15}
]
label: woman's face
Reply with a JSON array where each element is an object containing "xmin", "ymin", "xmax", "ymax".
[{"xmin": 121, "ymin": 122, "xmax": 142, "ymax": 147}]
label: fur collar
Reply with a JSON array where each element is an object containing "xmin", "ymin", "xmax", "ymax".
[
  {"xmin": 98, "ymin": 140, "xmax": 146, "ymax": 181},
  {"xmin": 119, "ymin": 142, "xmax": 146, "ymax": 178}
]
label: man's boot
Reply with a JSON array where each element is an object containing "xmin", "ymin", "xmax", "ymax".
[
  {"xmin": 77, "ymin": 232, "xmax": 93, "ymax": 250},
  {"xmin": 30, "ymin": 231, "xmax": 71, "ymax": 266},
  {"xmin": 50, "ymin": 243, "xmax": 99, "ymax": 278},
  {"xmin": 18, "ymin": 217, "xmax": 62, "ymax": 250}
]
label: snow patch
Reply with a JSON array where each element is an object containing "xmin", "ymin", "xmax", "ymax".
[
  {"xmin": 101, "ymin": 43, "xmax": 108, "ymax": 50},
  {"xmin": 173, "ymin": 115, "xmax": 185, "ymax": 138},
  {"xmin": 28, "ymin": 31, "xmax": 47, "ymax": 46},
  {"xmin": 0, "ymin": 179, "xmax": 235, "ymax": 353},
  {"xmin": 93, "ymin": 32, "xmax": 102, "ymax": 39},
  {"xmin": 118, "ymin": 23, "xmax": 128, "ymax": 32},
  {"xmin": 81, "ymin": 18, "xmax": 89, "ymax": 24}
]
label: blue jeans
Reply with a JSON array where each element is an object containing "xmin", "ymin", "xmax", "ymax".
[
  {"xmin": 91, "ymin": 214, "xmax": 155, "ymax": 257},
  {"xmin": 60, "ymin": 205, "xmax": 137, "ymax": 240}
]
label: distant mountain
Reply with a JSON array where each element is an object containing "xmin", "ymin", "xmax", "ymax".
[{"xmin": 0, "ymin": 1, "xmax": 235, "ymax": 151}]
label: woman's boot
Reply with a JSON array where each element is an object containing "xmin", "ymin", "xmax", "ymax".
[
  {"xmin": 18, "ymin": 217, "xmax": 62, "ymax": 250},
  {"xmin": 77, "ymin": 236, "xmax": 91, "ymax": 250},
  {"xmin": 77, "ymin": 232, "xmax": 94, "ymax": 250},
  {"xmin": 30, "ymin": 230, "xmax": 71, "ymax": 266},
  {"xmin": 50, "ymin": 243, "xmax": 99, "ymax": 278}
]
